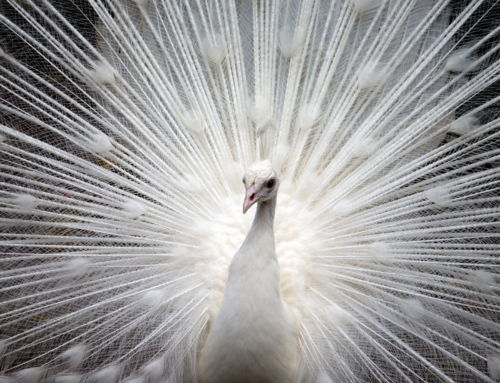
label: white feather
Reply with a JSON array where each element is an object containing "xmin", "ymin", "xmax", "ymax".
[
  {"xmin": 181, "ymin": 112, "xmax": 205, "ymax": 136},
  {"xmin": 469, "ymin": 270, "xmax": 494, "ymax": 291},
  {"xmin": 357, "ymin": 61, "xmax": 387, "ymax": 89},
  {"xmin": 179, "ymin": 174, "xmax": 202, "ymax": 193},
  {"xmin": 298, "ymin": 104, "xmax": 321, "ymax": 131},
  {"xmin": 142, "ymin": 359, "xmax": 163, "ymax": 382},
  {"xmin": 94, "ymin": 366, "xmax": 120, "ymax": 383},
  {"xmin": 122, "ymin": 200, "xmax": 147, "ymax": 219},
  {"xmin": 315, "ymin": 371, "xmax": 333, "ymax": 383},
  {"xmin": 88, "ymin": 133, "xmax": 113, "ymax": 154},
  {"xmin": 66, "ymin": 259, "xmax": 92, "ymax": 278},
  {"xmin": 201, "ymin": 34, "xmax": 226, "ymax": 66},
  {"xmin": 54, "ymin": 375, "xmax": 81, "ymax": 383},
  {"xmin": 142, "ymin": 290, "xmax": 164, "ymax": 307},
  {"xmin": 445, "ymin": 48, "xmax": 475, "ymax": 72},
  {"xmin": 247, "ymin": 96, "xmax": 269, "ymax": 124},
  {"xmin": 449, "ymin": 115, "xmax": 479, "ymax": 135},
  {"xmin": 368, "ymin": 241, "xmax": 391, "ymax": 262},
  {"xmin": 89, "ymin": 61, "xmax": 115, "ymax": 85},
  {"xmin": 331, "ymin": 199, "xmax": 355, "ymax": 216},
  {"xmin": 351, "ymin": 0, "xmax": 380, "ymax": 13},
  {"xmin": 325, "ymin": 305, "xmax": 349, "ymax": 324},
  {"xmin": 400, "ymin": 299, "xmax": 425, "ymax": 320},
  {"xmin": 279, "ymin": 27, "xmax": 304, "ymax": 58},
  {"xmin": 272, "ymin": 144, "xmax": 289, "ymax": 170},
  {"xmin": 14, "ymin": 194, "xmax": 38, "ymax": 210},
  {"xmin": 424, "ymin": 186, "xmax": 450, "ymax": 207},
  {"xmin": 352, "ymin": 139, "xmax": 378, "ymax": 158},
  {"xmin": 488, "ymin": 356, "xmax": 500, "ymax": 380},
  {"xmin": 60, "ymin": 345, "xmax": 86, "ymax": 369},
  {"xmin": 14, "ymin": 369, "xmax": 43, "ymax": 383}
]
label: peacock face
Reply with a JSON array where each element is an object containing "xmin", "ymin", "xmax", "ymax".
[{"xmin": 242, "ymin": 160, "xmax": 280, "ymax": 213}]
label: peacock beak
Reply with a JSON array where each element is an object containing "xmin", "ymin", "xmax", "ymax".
[{"xmin": 243, "ymin": 184, "xmax": 258, "ymax": 214}]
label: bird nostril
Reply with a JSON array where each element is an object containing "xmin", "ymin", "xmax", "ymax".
[{"xmin": 250, "ymin": 193, "xmax": 256, "ymax": 200}]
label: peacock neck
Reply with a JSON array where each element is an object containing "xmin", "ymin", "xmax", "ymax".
[
  {"xmin": 224, "ymin": 191, "xmax": 279, "ymax": 299},
  {"xmin": 253, "ymin": 194, "xmax": 276, "ymax": 230},
  {"xmin": 229, "ymin": 192, "xmax": 278, "ymax": 271}
]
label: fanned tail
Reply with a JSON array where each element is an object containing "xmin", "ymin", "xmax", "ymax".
[{"xmin": 0, "ymin": 1, "xmax": 500, "ymax": 382}]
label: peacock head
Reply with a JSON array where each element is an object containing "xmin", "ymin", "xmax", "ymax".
[{"xmin": 242, "ymin": 160, "xmax": 280, "ymax": 214}]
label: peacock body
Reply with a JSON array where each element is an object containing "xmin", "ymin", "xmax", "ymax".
[
  {"xmin": 198, "ymin": 161, "xmax": 299, "ymax": 383},
  {"xmin": 1, "ymin": 0, "xmax": 500, "ymax": 382}
]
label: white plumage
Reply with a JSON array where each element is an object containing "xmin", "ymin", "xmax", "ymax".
[
  {"xmin": 0, "ymin": 0, "xmax": 500, "ymax": 382},
  {"xmin": 198, "ymin": 161, "xmax": 298, "ymax": 383}
]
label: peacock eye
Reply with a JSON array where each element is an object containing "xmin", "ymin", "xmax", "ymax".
[{"xmin": 267, "ymin": 179, "xmax": 275, "ymax": 188}]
